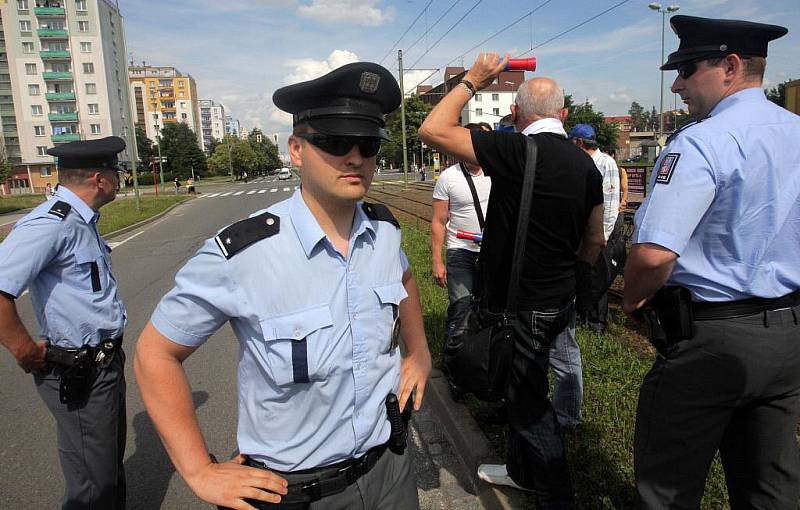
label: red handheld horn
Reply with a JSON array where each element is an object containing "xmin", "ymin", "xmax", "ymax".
[{"xmin": 505, "ymin": 57, "xmax": 537, "ymax": 71}]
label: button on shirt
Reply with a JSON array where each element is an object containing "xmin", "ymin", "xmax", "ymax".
[
  {"xmin": 151, "ymin": 190, "xmax": 410, "ymax": 471},
  {"xmin": 634, "ymin": 88, "xmax": 800, "ymax": 301},
  {"xmin": 0, "ymin": 186, "xmax": 127, "ymax": 347}
]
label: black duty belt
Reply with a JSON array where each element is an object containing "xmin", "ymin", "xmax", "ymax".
[
  {"xmin": 45, "ymin": 337, "xmax": 123, "ymax": 368},
  {"xmin": 692, "ymin": 290, "xmax": 800, "ymax": 320},
  {"xmin": 243, "ymin": 443, "xmax": 388, "ymax": 505}
]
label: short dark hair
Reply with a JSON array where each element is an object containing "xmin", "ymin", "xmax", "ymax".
[
  {"xmin": 463, "ymin": 122, "xmax": 492, "ymax": 132},
  {"xmin": 707, "ymin": 55, "xmax": 766, "ymax": 80},
  {"xmin": 58, "ymin": 167, "xmax": 115, "ymax": 186}
]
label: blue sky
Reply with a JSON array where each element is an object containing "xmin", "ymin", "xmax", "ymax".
[{"xmin": 122, "ymin": 0, "xmax": 799, "ymax": 149}]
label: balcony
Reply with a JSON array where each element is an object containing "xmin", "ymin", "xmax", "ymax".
[
  {"xmin": 40, "ymin": 50, "xmax": 70, "ymax": 60},
  {"xmin": 45, "ymin": 91, "xmax": 75, "ymax": 101},
  {"xmin": 43, "ymin": 71, "xmax": 72, "ymax": 80},
  {"xmin": 34, "ymin": 7, "xmax": 66, "ymax": 16},
  {"xmin": 49, "ymin": 112, "xmax": 77, "ymax": 121},
  {"xmin": 52, "ymin": 133, "xmax": 80, "ymax": 142},
  {"xmin": 37, "ymin": 28, "xmax": 68, "ymax": 38}
]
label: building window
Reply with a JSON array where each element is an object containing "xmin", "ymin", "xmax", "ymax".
[
  {"xmin": 75, "ymin": 0, "xmax": 87, "ymax": 11},
  {"xmin": 40, "ymin": 166, "xmax": 51, "ymax": 177},
  {"xmin": 475, "ymin": 108, "xmax": 483, "ymax": 116},
  {"xmin": 474, "ymin": 93, "xmax": 482, "ymax": 102},
  {"xmin": 80, "ymin": 42, "xmax": 92, "ymax": 52},
  {"xmin": 85, "ymin": 83, "xmax": 96, "ymax": 94},
  {"xmin": 88, "ymin": 103, "xmax": 99, "ymax": 114},
  {"xmin": 493, "ymin": 108, "xmax": 500, "ymax": 116},
  {"xmin": 34, "ymin": 126, "xmax": 45, "ymax": 136},
  {"xmin": 25, "ymin": 63, "xmax": 37, "ymax": 75},
  {"xmin": 90, "ymin": 124, "xmax": 101, "ymax": 134},
  {"xmin": 22, "ymin": 42, "xmax": 35, "ymax": 53},
  {"xmin": 20, "ymin": 20, "xmax": 32, "ymax": 32},
  {"xmin": 82, "ymin": 63, "xmax": 94, "ymax": 74},
  {"xmin": 37, "ymin": 146, "xmax": 48, "ymax": 156},
  {"xmin": 181, "ymin": 113, "xmax": 187, "ymax": 119},
  {"xmin": 17, "ymin": 0, "xmax": 29, "ymax": 9},
  {"xmin": 28, "ymin": 84, "xmax": 40, "ymax": 96},
  {"xmin": 78, "ymin": 20, "xmax": 89, "ymax": 32},
  {"xmin": 492, "ymin": 93, "xmax": 499, "ymax": 101},
  {"xmin": 31, "ymin": 105, "xmax": 43, "ymax": 115}
]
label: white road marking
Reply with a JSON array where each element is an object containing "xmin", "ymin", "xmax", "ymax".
[
  {"xmin": 283, "ymin": 187, "xmax": 290, "ymax": 192},
  {"xmin": 107, "ymin": 230, "xmax": 145, "ymax": 250},
  {"xmin": 207, "ymin": 192, "xmax": 221, "ymax": 197},
  {"xmin": 220, "ymin": 192, "xmax": 232, "ymax": 197},
  {"xmin": 233, "ymin": 191, "xmax": 244, "ymax": 196},
  {"xmin": 258, "ymin": 189, "xmax": 267, "ymax": 194},
  {"xmin": 270, "ymin": 188, "xmax": 277, "ymax": 193},
  {"xmin": 247, "ymin": 190, "xmax": 257, "ymax": 195}
]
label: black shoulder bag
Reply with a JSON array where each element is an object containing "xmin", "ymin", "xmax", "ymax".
[
  {"xmin": 458, "ymin": 163, "xmax": 485, "ymax": 230},
  {"xmin": 444, "ymin": 137, "xmax": 538, "ymax": 402}
]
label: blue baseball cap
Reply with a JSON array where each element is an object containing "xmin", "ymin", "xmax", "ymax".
[{"xmin": 568, "ymin": 123, "xmax": 596, "ymax": 141}]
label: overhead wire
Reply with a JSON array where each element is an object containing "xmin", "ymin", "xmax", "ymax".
[
  {"xmin": 408, "ymin": 0, "xmax": 484, "ymax": 69},
  {"xmin": 379, "ymin": 0, "xmax": 435, "ymax": 64},
  {"xmin": 403, "ymin": 0, "xmax": 464, "ymax": 57}
]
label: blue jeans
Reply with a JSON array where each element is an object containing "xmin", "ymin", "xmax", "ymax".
[
  {"xmin": 549, "ymin": 306, "xmax": 583, "ymax": 429},
  {"xmin": 445, "ymin": 249, "xmax": 479, "ymax": 339},
  {"xmin": 506, "ymin": 301, "xmax": 576, "ymax": 509}
]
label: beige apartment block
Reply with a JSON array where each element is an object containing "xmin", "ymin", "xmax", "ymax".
[{"xmin": 0, "ymin": 0, "xmax": 136, "ymax": 194}]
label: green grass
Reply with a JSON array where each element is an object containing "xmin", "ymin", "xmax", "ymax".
[
  {"xmin": 97, "ymin": 195, "xmax": 189, "ymax": 236},
  {"xmin": 399, "ymin": 220, "xmax": 729, "ymax": 509},
  {"xmin": 0, "ymin": 194, "xmax": 47, "ymax": 214}
]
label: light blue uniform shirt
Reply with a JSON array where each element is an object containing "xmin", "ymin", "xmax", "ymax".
[
  {"xmin": 0, "ymin": 186, "xmax": 127, "ymax": 347},
  {"xmin": 634, "ymin": 88, "xmax": 800, "ymax": 301},
  {"xmin": 152, "ymin": 190, "xmax": 410, "ymax": 471}
]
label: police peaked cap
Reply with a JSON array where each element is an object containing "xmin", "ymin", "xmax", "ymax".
[
  {"xmin": 273, "ymin": 62, "xmax": 401, "ymax": 140},
  {"xmin": 48, "ymin": 136, "xmax": 126, "ymax": 170},
  {"xmin": 661, "ymin": 15, "xmax": 788, "ymax": 70}
]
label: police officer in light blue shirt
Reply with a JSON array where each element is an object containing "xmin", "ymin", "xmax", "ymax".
[
  {"xmin": 134, "ymin": 63, "xmax": 431, "ymax": 510},
  {"xmin": 0, "ymin": 136, "xmax": 128, "ymax": 510},
  {"xmin": 623, "ymin": 16, "xmax": 800, "ymax": 508}
]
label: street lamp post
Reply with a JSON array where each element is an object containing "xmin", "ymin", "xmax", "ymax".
[{"xmin": 648, "ymin": 3, "xmax": 680, "ymax": 147}]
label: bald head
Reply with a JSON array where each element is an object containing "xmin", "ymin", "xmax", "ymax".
[{"xmin": 513, "ymin": 77, "xmax": 565, "ymax": 130}]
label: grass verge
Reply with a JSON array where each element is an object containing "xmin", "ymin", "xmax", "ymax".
[
  {"xmin": 399, "ymin": 220, "xmax": 729, "ymax": 509},
  {"xmin": 97, "ymin": 195, "xmax": 189, "ymax": 236},
  {"xmin": 0, "ymin": 194, "xmax": 47, "ymax": 214}
]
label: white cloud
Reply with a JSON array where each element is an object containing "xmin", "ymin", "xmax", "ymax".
[
  {"xmin": 402, "ymin": 69, "xmax": 437, "ymax": 96},
  {"xmin": 296, "ymin": 0, "xmax": 394, "ymax": 26},
  {"xmin": 284, "ymin": 49, "xmax": 360, "ymax": 84},
  {"xmin": 609, "ymin": 89, "xmax": 633, "ymax": 104}
]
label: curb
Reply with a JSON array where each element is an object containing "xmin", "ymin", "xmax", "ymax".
[
  {"xmin": 105, "ymin": 197, "xmax": 193, "ymax": 240},
  {"xmin": 425, "ymin": 369, "xmax": 525, "ymax": 509}
]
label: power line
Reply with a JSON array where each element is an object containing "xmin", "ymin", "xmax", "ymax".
[
  {"xmin": 409, "ymin": 0, "xmax": 484, "ymax": 69},
  {"xmin": 404, "ymin": 0, "xmax": 464, "ymax": 57},
  {"xmin": 379, "ymin": 0, "xmax": 435, "ymax": 64}
]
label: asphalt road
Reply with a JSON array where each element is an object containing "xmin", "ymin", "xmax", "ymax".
[{"xmin": 0, "ymin": 174, "xmax": 480, "ymax": 510}]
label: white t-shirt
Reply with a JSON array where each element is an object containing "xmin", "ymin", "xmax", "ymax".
[
  {"xmin": 590, "ymin": 150, "xmax": 620, "ymax": 240},
  {"xmin": 432, "ymin": 163, "xmax": 492, "ymax": 252}
]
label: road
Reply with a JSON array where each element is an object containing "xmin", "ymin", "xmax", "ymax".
[{"xmin": 0, "ymin": 174, "xmax": 481, "ymax": 510}]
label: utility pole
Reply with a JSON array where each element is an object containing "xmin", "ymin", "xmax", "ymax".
[
  {"xmin": 398, "ymin": 50, "xmax": 409, "ymax": 188},
  {"xmin": 227, "ymin": 140, "xmax": 234, "ymax": 182},
  {"xmin": 156, "ymin": 130, "xmax": 165, "ymax": 191}
]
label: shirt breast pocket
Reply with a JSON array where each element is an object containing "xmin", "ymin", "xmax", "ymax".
[
  {"xmin": 373, "ymin": 281, "xmax": 408, "ymax": 319},
  {"xmin": 258, "ymin": 305, "xmax": 334, "ymax": 387},
  {"xmin": 73, "ymin": 248, "xmax": 105, "ymax": 293}
]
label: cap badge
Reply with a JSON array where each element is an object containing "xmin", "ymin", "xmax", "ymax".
[
  {"xmin": 359, "ymin": 72, "xmax": 380, "ymax": 94},
  {"xmin": 720, "ymin": 44, "xmax": 728, "ymax": 51}
]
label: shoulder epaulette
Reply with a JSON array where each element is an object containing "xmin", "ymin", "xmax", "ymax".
[
  {"xmin": 214, "ymin": 211, "xmax": 280, "ymax": 259},
  {"xmin": 362, "ymin": 202, "xmax": 399, "ymax": 229},
  {"xmin": 47, "ymin": 201, "xmax": 71, "ymax": 220}
]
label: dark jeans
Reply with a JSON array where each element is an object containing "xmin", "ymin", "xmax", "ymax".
[
  {"xmin": 445, "ymin": 248, "xmax": 479, "ymax": 339},
  {"xmin": 506, "ymin": 301, "xmax": 576, "ymax": 509},
  {"xmin": 635, "ymin": 304, "xmax": 800, "ymax": 509}
]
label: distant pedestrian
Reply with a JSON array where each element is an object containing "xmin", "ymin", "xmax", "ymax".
[
  {"xmin": 186, "ymin": 177, "xmax": 196, "ymax": 195},
  {"xmin": 173, "ymin": 176, "xmax": 181, "ymax": 194},
  {"xmin": 45, "ymin": 182, "xmax": 53, "ymax": 198},
  {"xmin": 243, "ymin": 171, "xmax": 248, "ymax": 183}
]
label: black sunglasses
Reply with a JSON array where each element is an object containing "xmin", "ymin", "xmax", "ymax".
[
  {"xmin": 295, "ymin": 133, "xmax": 382, "ymax": 158},
  {"xmin": 676, "ymin": 60, "xmax": 701, "ymax": 79}
]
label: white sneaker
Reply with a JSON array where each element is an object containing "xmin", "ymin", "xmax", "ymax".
[{"xmin": 477, "ymin": 464, "xmax": 532, "ymax": 491}]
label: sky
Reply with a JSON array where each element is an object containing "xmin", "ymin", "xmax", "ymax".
[{"xmin": 122, "ymin": 0, "xmax": 800, "ymax": 151}]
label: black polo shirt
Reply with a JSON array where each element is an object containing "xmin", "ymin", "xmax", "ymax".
[{"xmin": 471, "ymin": 130, "xmax": 603, "ymax": 311}]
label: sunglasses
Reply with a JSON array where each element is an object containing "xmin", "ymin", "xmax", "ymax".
[
  {"xmin": 676, "ymin": 60, "xmax": 701, "ymax": 79},
  {"xmin": 295, "ymin": 133, "xmax": 382, "ymax": 158}
]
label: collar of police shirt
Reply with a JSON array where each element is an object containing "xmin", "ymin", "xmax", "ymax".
[
  {"xmin": 54, "ymin": 185, "xmax": 100, "ymax": 225},
  {"xmin": 520, "ymin": 117, "xmax": 568, "ymax": 137}
]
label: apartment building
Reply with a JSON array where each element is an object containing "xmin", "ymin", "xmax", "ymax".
[
  {"xmin": 418, "ymin": 66, "xmax": 523, "ymax": 129},
  {"xmin": 0, "ymin": 0, "xmax": 136, "ymax": 194},
  {"xmin": 224, "ymin": 114, "xmax": 239, "ymax": 137},
  {"xmin": 128, "ymin": 62, "xmax": 202, "ymax": 149},
  {"xmin": 198, "ymin": 98, "xmax": 224, "ymax": 153}
]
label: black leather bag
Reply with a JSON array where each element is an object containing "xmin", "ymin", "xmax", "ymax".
[{"xmin": 443, "ymin": 137, "xmax": 538, "ymax": 402}]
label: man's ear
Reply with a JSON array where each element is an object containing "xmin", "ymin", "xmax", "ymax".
[
  {"xmin": 559, "ymin": 108, "xmax": 569, "ymax": 123},
  {"xmin": 288, "ymin": 135, "xmax": 303, "ymax": 168}
]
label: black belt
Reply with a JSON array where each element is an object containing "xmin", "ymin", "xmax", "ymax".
[
  {"xmin": 692, "ymin": 290, "xmax": 800, "ymax": 320},
  {"xmin": 243, "ymin": 443, "xmax": 388, "ymax": 505},
  {"xmin": 45, "ymin": 337, "xmax": 123, "ymax": 368}
]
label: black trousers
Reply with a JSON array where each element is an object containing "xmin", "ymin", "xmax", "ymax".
[{"xmin": 635, "ymin": 305, "xmax": 800, "ymax": 509}]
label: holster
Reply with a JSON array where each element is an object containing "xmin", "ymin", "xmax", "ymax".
[
  {"xmin": 643, "ymin": 286, "xmax": 695, "ymax": 356},
  {"xmin": 52, "ymin": 346, "xmax": 94, "ymax": 405}
]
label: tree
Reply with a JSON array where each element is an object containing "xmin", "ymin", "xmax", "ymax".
[
  {"xmin": 247, "ymin": 128, "xmax": 281, "ymax": 171},
  {"xmin": 565, "ymin": 99, "xmax": 620, "ymax": 154},
  {"xmin": 378, "ymin": 94, "xmax": 432, "ymax": 169},
  {"xmin": 766, "ymin": 80, "xmax": 792, "ymax": 108},
  {"xmin": 628, "ymin": 101, "xmax": 647, "ymax": 132},
  {"xmin": 207, "ymin": 135, "xmax": 257, "ymax": 178},
  {"xmin": 647, "ymin": 106, "xmax": 659, "ymax": 131},
  {"xmin": 0, "ymin": 145, "xmax": 13, "ymax": 186},
  {"xmin": 158, "ymin": 122, "xmax": 207, "ymax": 177},
  {"xmin": 134, "ymin": 124, "xmax": 155, "ymax": 171},
  {"xmin": 205, "ymin": 137, "xmax": 221, "ymax": 157}
]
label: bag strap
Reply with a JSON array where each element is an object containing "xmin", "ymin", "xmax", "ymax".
[
  {"xmin": 459, "ymin": 162, "xmax": 485, "ymax": 230},
  {"xmin": 505, "ymin": 136, "xmax": 538, "ymax": 312}
]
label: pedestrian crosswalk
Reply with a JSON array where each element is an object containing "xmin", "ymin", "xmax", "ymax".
[{"xmin": 200, "ymin": 186, "xmax": 300, "ymax": 199}]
